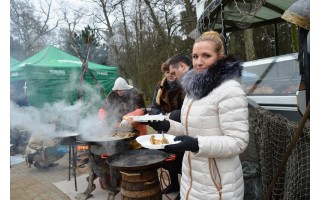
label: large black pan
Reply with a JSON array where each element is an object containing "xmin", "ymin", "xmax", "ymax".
[
  {"xmin": 77, "ymin": 128, "xmax": 139, "ymax": 155},
  {"xmin": 105, "ymin": 149, "xmax": 168, "ymax": 171},
  {"xmin": 78, "ymin": 127, "xmax": 138, "ymax": 143}
]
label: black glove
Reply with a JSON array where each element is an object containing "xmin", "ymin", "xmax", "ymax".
[
  {"xmin": 165, "ymin": 135, "xmax": 199, "ymax": 152},
  {"xmin": 169, "ymin": 110, "xmax": 181, "ymax": 122},
  {"xmin": 148, "ymin": 119, "xmax": 170, "ymax": 132}
]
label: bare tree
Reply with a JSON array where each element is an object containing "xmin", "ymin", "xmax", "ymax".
[
  {"xmin": 244, "ymin": 29, "xmax": 256, "ymax": 61},
  {"xmin": 89, "ymin": 0, "xmax": 120, "ymax": 66},
  {"xmin": 58, "ymin": 1, "xmax": 91, "ymax": 52},
  {"xmin": 10, "ymin": 0, "xmax": 60, "ymax": 59},
  {"xmin": 87, "ymin": 0, "xmax": 197, "ymax": 101},
  {"xmin": 10, "ymin": 0, "xmax": 198, "ymax": 103}
]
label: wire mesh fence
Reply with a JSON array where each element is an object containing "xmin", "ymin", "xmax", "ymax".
[{"xmin": 241, "ymin": 106, "xmax": 310, "ymax": 200}]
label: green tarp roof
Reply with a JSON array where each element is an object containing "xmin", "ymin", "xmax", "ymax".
[
  {"xmin": 10, "ymin": 45, "xmax": 118, "ymax": 80},
  {"xmin": 10, "ymin": 45, "xmax": 118, "ymax": 108},
  {"xmin": 10, "ymin": 57, "xmax": 19, "ymax": 67}
]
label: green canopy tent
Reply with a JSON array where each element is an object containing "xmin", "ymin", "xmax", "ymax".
[
  {"xmin": 10, "ymin": 56, "xmax": 19, "ymax": 67},
  {"xmin": 10, "ymin": 45, "xmax": 118, "ymax": 108}
]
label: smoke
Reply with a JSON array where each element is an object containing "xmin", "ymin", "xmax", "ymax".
[
  {"xmin": 10, "ymin": 99, "xmax": 107, "ymax": 139},
  {"xmin": 10, "ymin": 77, "xmax": 113, "ymax": 142},
  {"xmin": 10, "ymin": 102, "xmax": 57, "ymax": 136},
  {"xmin": 77, "ymin": 115, "xmax": 116, "ymax": 140}
]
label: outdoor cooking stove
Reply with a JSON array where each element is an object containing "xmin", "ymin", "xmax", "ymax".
[
  {"xmin": 74, "ymin": 127, "xmax": 139, "ymax": 200},
  {"xmin": 106, "ymin": 149, "xmax": 168, "ymax": 200}
]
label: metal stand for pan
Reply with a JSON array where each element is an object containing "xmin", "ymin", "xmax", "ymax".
[{"xmin": 58, "ymin": 135, "xmax": 80, "ymax": 191}]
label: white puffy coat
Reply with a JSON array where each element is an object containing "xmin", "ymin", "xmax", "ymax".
[{"xmin": 167, "ymin": 56, "xmax": 249, "ymax": 200}]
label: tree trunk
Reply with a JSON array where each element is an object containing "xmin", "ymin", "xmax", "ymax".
[{"xmin": 244, "ymin": 29, "xmax": 256, "ymax": 61}]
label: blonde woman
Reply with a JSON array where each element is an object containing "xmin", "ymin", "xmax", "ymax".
[{"xmin": 155, "ymin": 31, "xmax": 249, "ymax": 200}]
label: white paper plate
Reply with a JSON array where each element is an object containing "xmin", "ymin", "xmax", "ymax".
[
  {"xmin": 136, "ymin": 134, "xmax": 180, "ymax": 149},
  {"xmin": 132, "ymin": 114, "xmax": 167, "ymax": 122}
]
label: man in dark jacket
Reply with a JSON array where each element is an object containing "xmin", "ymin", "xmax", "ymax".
[{"xmin": 150, "ymin": 60, "xmax": 185, "ymax": 116}]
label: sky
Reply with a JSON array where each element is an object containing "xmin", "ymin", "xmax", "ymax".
[{"xmin": 32, "ymin": 0, "xmax": 95, "ymax": 29}]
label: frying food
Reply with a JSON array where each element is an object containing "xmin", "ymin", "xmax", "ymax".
[
  {"xmin": 150, "ymin": 135, "xmax": 169, "ymax": 145},
  {"xmin": 113, "ymin": 132, "xmax": 136, "ymax": 139}
]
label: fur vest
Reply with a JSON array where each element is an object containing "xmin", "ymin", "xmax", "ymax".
[
  {"xmin": 155, "ymin": 77, "xmax": 185, "ymax": 113},
  {"xmin": 182, "ymin": 55, "xmax": 243, "ymax": 99}
]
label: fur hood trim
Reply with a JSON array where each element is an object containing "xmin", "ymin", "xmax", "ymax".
[{"xmin": 181, "ymin": 55, "xmax": 243, "ymax": 99}]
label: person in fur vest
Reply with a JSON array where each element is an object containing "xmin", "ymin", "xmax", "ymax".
[
  {"xmin": 150, "ymin": 59, "xmax": 187, "ymax": 199},
  {"xmin": 149, "ymin": 31, "xmax": 249, "ymax": 200},
  {"xmin": 150, "ymin": 60, "xmax": 185, "ymax": 116}
]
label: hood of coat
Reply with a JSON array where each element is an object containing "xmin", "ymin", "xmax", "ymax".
[{"xmin": 181, "ymin": 55, "xmax": 243, "ymax": 100}]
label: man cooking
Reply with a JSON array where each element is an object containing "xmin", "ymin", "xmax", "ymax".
[
  {"xmin": 90, "ymin": 77, "xmax": 147, "ymax": 198},
  {"xmin": 98, "ymin": 77, "xmax": 148, "ymax": 140}
]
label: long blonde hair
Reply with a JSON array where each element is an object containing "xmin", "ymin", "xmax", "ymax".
[{"xmin": 195, "ymin": 31, "xmax": 225, "ymax": 54}]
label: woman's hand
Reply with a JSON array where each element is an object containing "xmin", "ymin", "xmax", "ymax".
[{"xmin": 165, "ymin": 135, "xmax": 199, "ymax": 152}]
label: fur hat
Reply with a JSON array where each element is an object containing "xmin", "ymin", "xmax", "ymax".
[{"xmin": 112, "ymin": 77, "xmax": 133, "ymax": 90}]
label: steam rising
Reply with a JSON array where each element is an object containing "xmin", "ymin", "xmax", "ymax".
[{"xmin": 10, "ymin": 78, "xmax": 116, "ymax": 142}]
